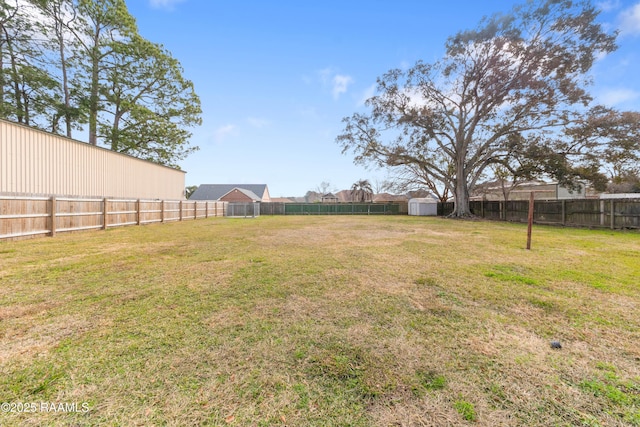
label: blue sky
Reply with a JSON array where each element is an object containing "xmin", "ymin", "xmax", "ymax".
[{"xmin": 126, "ymin": 0, "xmax": 640, "ymax": 197}]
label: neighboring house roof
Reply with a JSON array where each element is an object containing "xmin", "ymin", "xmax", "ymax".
[
  {"xmin": 190, "ymin": 184, "xmax": 269, "ymax": 201},
  {"xmin": 335, "ymin": 190, "xmax": 352, "ymax": 202},
  {"xmin": 373, "ymin": 193, "xmax": 410, "ymax": 203},
  {"xmin": 220, "ymin": 187, "xmax": 261, "ymax": 201},
  {"xmin": 270, "ymin": 197, "xmax": 294, "ymax": 203}
]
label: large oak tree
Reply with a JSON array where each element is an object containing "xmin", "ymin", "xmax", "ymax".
[{"xmin": 337, "ymin": 0, "xmax": 619, "ymax": 217}]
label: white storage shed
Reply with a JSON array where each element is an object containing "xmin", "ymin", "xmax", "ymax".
[{"xmin": 408, "ymin": 198, "xmax": 438, "ymax": 216}]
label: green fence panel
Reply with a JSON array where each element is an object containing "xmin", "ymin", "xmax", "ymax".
[{"xmin": 259, "ymin": 203, "xmax": 402, "ymax": 215}]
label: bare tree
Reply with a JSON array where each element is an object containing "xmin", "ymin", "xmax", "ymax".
[
  {"xmin": 372, "ymin": 178, "xmax": 393, "ymax": 195},
  {"xmin": 315, "ymin": 181, "xmax": 335, "ymax": 196}
]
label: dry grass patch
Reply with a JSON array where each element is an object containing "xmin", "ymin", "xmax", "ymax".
[{"xmin": 0, "ymin": 216, "xmax": 638, "ymax": 426}]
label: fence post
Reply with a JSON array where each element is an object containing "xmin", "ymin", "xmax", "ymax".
[
  {"xmin": 161, "ymin": 200, "xmax": 165, "ymax": 223},
  {"xmin": 136, "ymin": 199, "xmax": 141, "ymax": 225},
  {"xmin": 610, "ymin": 200, "xmax": 615, "ymax": 230},
  {"xmin": 50, "ymin": 196, "xmax": 57, "ymax": 237},
  {"xmin": 205, "ymin": 202, "xmax": 209, "ymax": 218},
  {"xmin": 194, "ymin": 201, "xmax": 198, "ymax": 219},
  {"xmin": 179, "ymin": 200, "xmax": 183, "ymax": 221},
  {"xmin": 102, "ymin": 198, "xmax": 108, "ymax": 229},
  {"xmin": 562, "ymin": 200, "xmax": 566, "ymax": 226}
]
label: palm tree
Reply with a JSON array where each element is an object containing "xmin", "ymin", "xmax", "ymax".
[{"xmin": 350, "ymin": 179, "xmax": 373, "ymax": 202}]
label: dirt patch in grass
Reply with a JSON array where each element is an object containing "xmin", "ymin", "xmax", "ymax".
[{"xmin": 0, "ymin": 314, "xmax": 92, "ymax": 363}]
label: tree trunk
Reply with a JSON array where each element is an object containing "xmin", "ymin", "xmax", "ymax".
[
  {"xmin": 22, "ymin": 89, "xmax": 29, "ymax": 125},
  {"xmin": 87, "ymin": 20, "xmax": 101, "ymax": 147},
  {"xmin": 0, "ymin": 44, "xmax": 4, "ymax": 116},
  {"xmin": 2, "ymin": 26, "xmax": 23, "ymax": 123},
  {"xmin": 88, "ymin": 49, "xmax": 99, "ymax": 145},
  {"xmin": 451, "ymin": 157, "xmax": 472, "ymax": 217},
  {"xmin": 110, "ymin": 107, "xmax": 121, "ymax": 151},
  {"xmin": 58, "ymin": 28, "xmax": 72, "ymax": 138}
]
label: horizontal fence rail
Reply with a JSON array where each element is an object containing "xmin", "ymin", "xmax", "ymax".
[
  {"xmin": 260, "ymin": 202, "xmax": 406, "ymax": 215},
  {"xmin": 439, "ymin": 198, "xmax": 640, "ymax": 229},
  {"xmin": 0, "ymin": 196, "xmax": 227, "ymax": 240}
]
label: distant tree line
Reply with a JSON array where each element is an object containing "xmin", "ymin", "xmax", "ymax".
[{"xmin": 0, "ymin": 0, "xmax": 201, "ymax": 167}]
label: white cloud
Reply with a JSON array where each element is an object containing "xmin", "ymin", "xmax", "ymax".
[
  {"xmin": 246, "ymin": 117, "xmax": 270, "ymax": 128},
  {"xmin": 149, "ymin": 0, "xmax": 186, "ymax": 10},
  {"xmin": 358, "ymin": 84, "xmax": 376, "ymax": 106},
  {"xmin": 316, "ymin": 68, "xmax": 353, "ymax": 100},
  {"xmin": 332, "ymin": 74, "xmax": 354, "ymax": 100},
  {"xmin": 597, "ymin": 0, "xmax": 621, "ymax": 12},
  {"xmin": 298, "ymin": 106, "xmax": 321, "ymax": 120},
  {"xmin": 213, "ymin": 124, "xmax": 236, "ymax": 143},
  {"xmin": 619, "ymin": 2, "xmax": 640, "ymax": 36},
  {"xmin": 318, "ymin": 68, "xmax": 334, "ymax": 85},
  {"xmin": 598, "ymin": 88, "xmax": 640, "ymax": 106}
]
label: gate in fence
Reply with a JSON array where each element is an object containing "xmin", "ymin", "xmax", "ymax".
[{"xmin": 226, "ymin": 202, "xmax": 260, "ymax": 218}]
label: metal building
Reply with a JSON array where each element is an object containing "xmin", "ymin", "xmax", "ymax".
[{"xmin": 0, "ymin": 119, "xmax": 185, "ymax": 200}]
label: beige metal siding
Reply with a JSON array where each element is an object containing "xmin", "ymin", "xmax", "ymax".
[{"xmin": 1, "ymin": 119, "xmax": 185, "ymax": 200}]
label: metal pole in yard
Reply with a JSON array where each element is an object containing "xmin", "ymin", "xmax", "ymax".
[{"xmin": 526, "ymin": 192, "xmax": 534, "ymax": 250}]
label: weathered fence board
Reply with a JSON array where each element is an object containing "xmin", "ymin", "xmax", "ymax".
[
  {"xmin": 0, "ymin": 196, "xmax": 227, "ymax": 241},
  {"xmin": 451, "ymin": 198, "xmax": 640, "ymax": 229}
]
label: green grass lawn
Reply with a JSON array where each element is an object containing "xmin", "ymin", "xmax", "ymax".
[{"xmin": 1, "ymin": 216, "xmax": 639, "ymax": 426}]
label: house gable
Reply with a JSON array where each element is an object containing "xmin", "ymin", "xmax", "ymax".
[{"xmin": 219, "ymin": 188, "xmax": 261, "ymax": 202}]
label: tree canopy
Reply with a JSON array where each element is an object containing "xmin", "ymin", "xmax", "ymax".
[
  {"xmin": 0, "ymin": 0, "xmax": 201, "ymax": 168},
  {"xmin": 337, "ymin": 0, "xmax": 638, "ymax": 216}
]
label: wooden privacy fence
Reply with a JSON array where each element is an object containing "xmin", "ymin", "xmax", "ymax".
[
  {"xmin": 439, "ymin": 198, "xmax": 640, "ymax": 229},
  {"xmin": 0, "ymin": 196, "xmax": 227, "ymax": 240}
]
